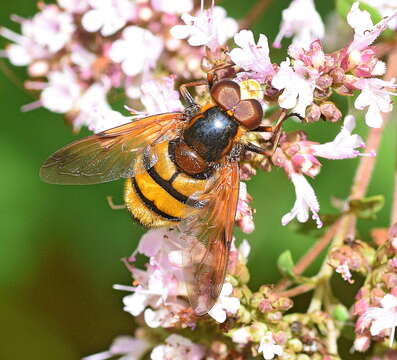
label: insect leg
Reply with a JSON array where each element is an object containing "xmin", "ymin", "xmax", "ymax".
[
  {"xmin": 106, "ymin": 196, "xmax": 126, "ymax": 210},
  {"xmin": 243, "ymin": 142, "xmax": 272, "ymax": 158},
  {"xmin": 179, "ymin": 80, "xmax": 208, "ymax": 118}
]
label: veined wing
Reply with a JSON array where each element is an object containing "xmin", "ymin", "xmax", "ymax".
[
  {"xmin": 180, "ymin": 161, "xmax": 240, "ymax": 315},
  {"xmin": 40, "ymin": 112, "xmax": 183, "ymax": 185}
]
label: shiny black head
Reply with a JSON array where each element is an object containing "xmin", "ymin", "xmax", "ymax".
[{"xmin": 183, "ymin": 106, "xmax": 238, "ymax": 162}]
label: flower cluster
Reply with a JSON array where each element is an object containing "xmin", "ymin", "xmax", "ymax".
[
  {"xmin": 353, "ymin": 226, "xmax": 397, "ymax": 351},
  {"xmin": 0, "ymin": 0, "xmax": 237, "ymax": 132}
]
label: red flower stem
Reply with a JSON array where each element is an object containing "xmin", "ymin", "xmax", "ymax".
[
  {"xmin": 278, "ymin": 283, "xmax": 315, "ymax": 298},
  {"xmin": 275, "ymin": 221, "xmax": 339, "ymax": 292}
]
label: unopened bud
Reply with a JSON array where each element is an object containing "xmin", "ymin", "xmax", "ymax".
[
  {"xmin": 316, "ymin": 74, "xmax": 333, "ymax": 90},
  {"xmin": 306, "ymin": 104, "xmax": 321, "ymax": 123},
  {"xmin": 330, "ymin": 67, "xmax": 345, "ymax": 84},
  {"xmin": 320, "ymin": 102, "xmax": 342, "ymax": 122}
]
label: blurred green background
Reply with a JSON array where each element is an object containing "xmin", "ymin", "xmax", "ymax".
[{"xmin": 0, "ymin": 0, "xmax": 395, "ymax": 359}]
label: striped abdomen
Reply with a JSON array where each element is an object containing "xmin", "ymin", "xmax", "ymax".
[{"xmin": 124, "ymin": 140, "xmax": 213, "ymax": 227}]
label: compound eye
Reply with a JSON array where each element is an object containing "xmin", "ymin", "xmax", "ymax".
[
  {"xmin": 210, "ymin": 80, "xmax": 241, "ymax": 110},
  {"xmin": 233, "ymin": 99, "xmax": 263, "ymax": 130}
]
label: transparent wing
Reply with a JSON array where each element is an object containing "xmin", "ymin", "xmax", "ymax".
[
  {"xmin": 180, "ymin": 161, "xmax": 240, "ymax": 315},
  {"xmin": 40, "ymin": 112, "xmax": 183, "ymax": 185}
]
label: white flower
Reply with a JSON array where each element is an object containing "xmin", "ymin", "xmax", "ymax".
[
  {"xmin": 41, "ymin": 67, "xmax": 82, "ymax": 113},
  {"xmin": 282, "ymin": 172, "xmax": 322, "ymax": 228},
  {"xmin": 109, "ymin": 26, "xmax": 163, "ymax": 76},
  {"xmin": 114, "ymin": 229, "xmax": 188, "ymax": 323},
  {"xmin": 235, "ymin": 182, "xmax": 255, "ymax": 234},
  {"xmin": 82, "ymin": 0, "xmax": 137, "ymax": 36},
  {"xmin": 140, "ymin": 77, "xmax": 184, "ymax": 114},
  {"xmin": 0, "ymin": 6, "xmax": 73, "ymax": 65},
  {"xmin": 311, "ymin": 115, "xmax": 367, "ymax": 159},
  {"xmin": 170, "ymin": 6, "xmax": 238, "ymax": 51},
  {"xmin": 150, "ymin": 334, "xmax": 205, "ymax": 360},
  {"xmin": 273, "ymin": 0, "xmax": 324, "ymax": 49},
  {"xmin": 23, "ymin": 5, "xmax": 75, "ymax": 53},
  {"xmin": 354, "ymin": 77, "xmax": 397, "ymax": 128},
  {"xmin": 151, "ymin": 0, "xmax": 193, "ymax": 15},
  {"xmin": 72, "ymin": 82, "xmax": 131, "ymax": 133},
  {"xmin": 347, "ymin": 1, "xmax": 397, "ymax": 53},
  {"xmin": 82, "ymin": 335, "xmax": 150, "ymax": 360},
  {"xmin": 144, "ymin": 307, "xmax": 181, "ymax": 329},
  {"xmin": 230, "ymin": 30, "xmax": 274, "ymax": 82},
  {"xmin": 364, "ymin": 0, "xmax": 397, "ymax": 30},
  {"xmin": 58, "ymin": 0, "xmax": 89, "ymax": 13},
  {"xmin": 232, "ymin": 327, "xmax": 251, "ymax": 344},
  {"xmin": 82, "ymin": 337, "xmax": 149, "ymax": 360},
  {"xmin": 238, "ymin": 239, "xmax": 251, "ymax": 260},
  {"xmin": 272, "ymin": 58, "xmax": 316, "ymax": 117},
  {"xmin": 207, "ymin": 282, "xmax": 240, "ymax": 323},
  {"xmin": 258, "ymin": 332, "xmax": 284, "ymax": 360},
  {"xmin": 335, "ymin": 262, "xmax": 354, "ymax": 284},
  {"xmin": 360, "ymin": 294, "xmax": 397, "ymax": 346}
]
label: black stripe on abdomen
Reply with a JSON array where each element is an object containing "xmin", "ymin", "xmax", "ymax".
[
  {"xmin": 132, "ymin": 178, "xmax": 181, "ymax": 221},
  {"xmin": 143, "ymin": 147, "xmax": 204, "ymax": 208}
]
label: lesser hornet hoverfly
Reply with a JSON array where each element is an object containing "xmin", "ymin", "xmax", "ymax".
[{"xmin": 40, "ymin": 66, "xmax": 274, "ymax": 316}]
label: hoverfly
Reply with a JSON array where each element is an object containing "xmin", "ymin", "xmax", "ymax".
[{"xmin": 40, "ymin": 67, "xmax": 272, "ymax": 316}]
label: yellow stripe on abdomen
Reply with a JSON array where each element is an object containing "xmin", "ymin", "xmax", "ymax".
[{"xmin": 124, "ymin": 141, "xmax": 212, "ymax": 227}]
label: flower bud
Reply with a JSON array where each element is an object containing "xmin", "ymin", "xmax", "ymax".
[
  {"xmin": 329, "ymin": 67, "xmax": 345, "ymax": 84},
  {"xmin": 306, "ymin": 104, "xmax": 321, "ymax": 123},
  {"xmin": 319, "ymin": 102, "xmax": 342, "ymax": 122},
  {"xmin": 288, "ymin": 338, "xmax": 303, "ymax": 352},
  {"xmin": 316, "ymin": 74, "xmax": 333, "ymax": 90}
]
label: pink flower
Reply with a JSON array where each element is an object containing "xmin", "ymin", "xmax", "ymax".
[
  {"xmin": 311, "ymin": 115, "xmax": 369, "ymax": 160},
  {"xmin": 151, "ymin": 0, "xmax": 193, "ymax": 15},
  {"xmin": 359, "ymin": 294, "xmax": 397, "ymax": 346},
  {"xmin": 82, "ymin": 336, "xmax": 150, "ymax": 360},
  {"xmin": 353, "ymin": 335, "xmax": 371, "ymax": 352},
  {"xmin": 81, "ymin": 0, "xmax": 137, "ymax": 36},
  {"xmin": 140, "ymin": 76, "xmax": 184, "ymax": 114},
  {"xmin": 230, "ymin": 30, "xmax": 274, "ymax": 82},
  {"xmin": 347, "ymin": 1, "xmax": 397, "ymax": 53},
  {"xmin": 335, "ymin": 262, "xmax": 354, "ymax": 284},
  {"xmin": 0, "ymin": 26, "xmax": 49, "ymax": 66},
  {"xmin": 40, "ymin": 67, "xmax": 82, "ymax": 113},
  {"xmin": 150, "ymin": 334, "xmax": 205, "ymax": 360},
  {"xmin": 73, "ymin": 83, "xmax": 131, "ymax": 133},
  {"xmin": 109, "ymin": 26, "xmax": 163, "ymax": 76},
  {"xmin": 258, "ymin": 332, "xmax": 284, "ymax": 360},
  {"xmin": 170, "ymin": 6, "xmax": 238, "ymax": 51},
  {"xmin": 22, "ymin": 5, "xmax": 75, "ymax": 53},
  {"xmin": 235, "ymin": 182, "xmax": 255, "ymax": 234},
  {"xmin": 207, "ymin": 282, "xmax": 240, "ymax": 323},
  {"xmin": 114, "ymin": 229, "xmax": 189, "ymax": 325},
  {"xmin": 272, "ymin": 58, "xmax": 316, "ymax": 117},
  {"xmin": 273, "ymin": 0, "xmax": 324, "ymax": 49},
  {"xmin": 281, "ymin": 172, "xmax": 322, "ymax": 228},
  {"xmin": 354, "ymin": 78, "xmax": 397, "ymax": 128},
  {"xmin": 58, "ymin": 0, "xmax": 89, "ymax": 13}
]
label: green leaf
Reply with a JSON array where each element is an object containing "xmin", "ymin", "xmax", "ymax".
[
  {"xmin": 277, "ymin": 250, "xmax": 295, "ymax": 277},
  {"xmin": 349, "ymin": 195, "xmax": 385, "ymax": 219}
]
